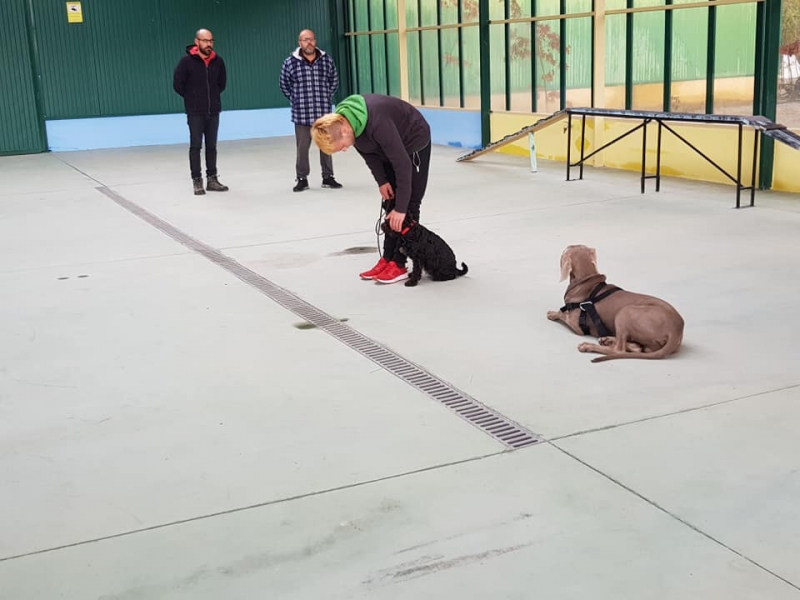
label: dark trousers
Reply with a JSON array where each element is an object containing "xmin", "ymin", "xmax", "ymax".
[
  {"xmin": 295, "ymin": 124, "xmax": 333, "ymax": 179},
  {"xmin": 188, "ymin": 113, "xmax": 220, "ymax": 180},
  {"xmin": 382, "ymin": 142, "xmax": 431, "ymax": 267}
]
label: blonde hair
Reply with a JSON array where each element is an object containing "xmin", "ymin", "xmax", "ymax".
[{"xmin": 311, "ymin": 113, "xmax": 348, "ymax": 154}]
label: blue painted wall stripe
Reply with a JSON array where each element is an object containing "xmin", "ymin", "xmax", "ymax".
[{"xmin": 46, "ymin": 108, "xmax": 482, "ymax": 152}]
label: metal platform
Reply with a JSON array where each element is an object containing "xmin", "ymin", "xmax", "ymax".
[
  {"xmin": 460, "ymin": 107, "xmax": 800, "ymax": 209},
  {"xmin": 566, "ymin": 108, "xmax": 800, "ymax": 208}
]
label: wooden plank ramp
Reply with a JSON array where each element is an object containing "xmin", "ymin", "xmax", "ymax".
[{"xmin": 456, "ymin": 110, "xmax": 567, "ymax": 162}]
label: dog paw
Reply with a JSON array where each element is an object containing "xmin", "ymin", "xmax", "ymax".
[
  {"xmin": 405, "ymin": 279, "xmax": 419, "ymax": 287},
  {"xmin": 577, "ymin": 342, "xmax": 593, "ymax": 353},
  {"xmin": 598, "ymin": 336, "xmax": 616, "ymax": 346},
  {"xmin": 546, "ymin": 311, "xmax": 561, "ymax": 321}
]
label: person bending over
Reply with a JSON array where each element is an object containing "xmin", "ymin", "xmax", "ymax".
[{"xmin": 311, "ymin": 94, "xmax": 431, "ymax": 284}]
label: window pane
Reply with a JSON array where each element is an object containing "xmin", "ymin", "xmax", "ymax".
[
  {"xmin": 565, "ymin": 16, "xmax": 592, "ymax": 109},
  {"xmin": 777, "ymin": 0, "xmax": 800, "ymax": 127},
  {"xmin": 631, "ymin": 8, "xmax": 665, "ymax": 111},
  {"xmin": 605, "ymin": 14, "xmax": 626, "ymax": 109},
  {"xmin": 421, "ymin": 29, "xmax": 441, "ymax": 105},
  {"xmin": 671, "ymin": 7, "xmax": 708, "ymax": 113},
  {"xmin": 407, "ymin": 31, "xmax": 422, "ymax": 103},
  {"xmin": 490, "ymin": 23, "xmax": 507, "ymax": 111},
  {"xmin": 386, "ymin": 33, "xmax": 402, "ymax": 96},
  {"xmin": 714, "ymin": 3, "xmax": 756, "ymax": 115},
  {"xmin": 533, "ymin": 19, "xmax": 564, "ymax": 111},
  {"xmin": 462, "ymin": 23, "xmax": 481, "ymax": 107},
  {"xmin": 508, "ymin": 22, "xmax": 533, "ymax": 112},
  {"xmin": 441, "ymin": 27, "xmax": 463, "ymax": 107}
]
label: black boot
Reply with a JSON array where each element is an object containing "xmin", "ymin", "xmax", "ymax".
[
  {"xmin": 193, "ymin": 178, "xmax": 206, "ymax": 195},
  {"xmin": 206, "ymin": 175, "xmax": 229, "ymax": 192},
  {"xmin": 322, "ymin": 176, "xmax": 343, "ymax": 189}
]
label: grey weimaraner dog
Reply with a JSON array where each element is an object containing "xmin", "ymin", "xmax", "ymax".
[{"xmin": 547, "ymin": 245, "xmax": 684, "ymax": 362}]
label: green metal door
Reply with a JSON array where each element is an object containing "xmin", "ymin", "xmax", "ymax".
[{"xmin": 0, "ymin": 0, "xmax": 47, "ymax": 155}]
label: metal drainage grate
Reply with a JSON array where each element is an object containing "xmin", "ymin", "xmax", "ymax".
[{"xmin": 99, "ymin": 187, "xmax": 542, "ymax": 449}]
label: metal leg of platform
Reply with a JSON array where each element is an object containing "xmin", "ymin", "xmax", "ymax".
[
  {"xmin": 750, "ymin": 130, "xmax": 759, "ymax": 207},
  {"xmin": 566, "ymin": 113, "xmax": 572, "ymax": 181},
  {"xmin": 736, "ymin": 123, "xmax": 743, "ymax": 209},
  {"xmin": 656, "ymin": 121, "xmax": 663, "ymax": 192},
  {"xmin": 579, "ymin": 115, "xmax": 586, "ymax": 180},
  {"xmin": 641, "ymin": 119, "xmax": 648, "ymax": 194}
]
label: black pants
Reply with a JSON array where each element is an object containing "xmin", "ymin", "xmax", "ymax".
[
  {"xmin": 382, "ymin": 142, "xmax": 431, "ymax": 267},
  {"xmin": 188, "ymin": 113, "xmax": 220, "ymax": 180}
]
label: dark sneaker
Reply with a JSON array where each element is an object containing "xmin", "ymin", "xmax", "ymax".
[
  {"xmin": 374, "ymin": 261, "xmax": 408, "ymax": 284},
  {"xmin": 206, "ymin": 175, "xmax": 229, "ymax": 192},
  {"xmin": 322, "ymin": 177, "xmax": 343, "ymax": 189},
  {"xmin": 193, "ymin": 178, "xmax": 206, "ymax": 195},
  {"xmin": 359, "ymin": 257, "xmax": 389, "ymax": 280},
  {"xmin": 293, "ymin": 178, "xmax": 309, "ymax": 192}
]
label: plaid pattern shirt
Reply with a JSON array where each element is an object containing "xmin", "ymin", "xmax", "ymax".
[{"xmin": 280, "ymin": 48, "xmax": 339, "ymax": 126}]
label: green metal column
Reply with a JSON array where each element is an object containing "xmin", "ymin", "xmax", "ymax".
[
  {"xmin": 624, "ymin": 0, "xmax": 633, "ymax": 109},
  {"xmin": 504, "ymin": 0, "xmax": 511, "ymax": 110},
  {"xmin": 753, "ymin": 0, "xmax": 765, "ymax": 113},
  {"xmin": 705, "ymin": 5, "xmax": 716, "ymax": 114},
  {"xmin": 663, "ymin": 0, "xmax": 673, "ymax": 111},
  {"xmin": 559, "ymin": 0, "xmax": 567, "ymax": 110},
  {"xmin": 458, "ymin": 0, "xmax": 465, "ymax": 108},
  {"xmin": 479, "ymin": 0, "xmax": 491, "ymax": 147},
  {"xmin": 530, "ymin": 0, "xmax": 538, "ymax": 112},
  {"xmin": 329, "ymin": 0, "xmax": 352, "ymax": 101},
  {"xmin": 758, "ymin": 0, "xmax": 782, "ymax": 189}
]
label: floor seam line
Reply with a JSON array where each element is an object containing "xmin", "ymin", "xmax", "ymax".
[
  {"xmin": 549, "ymin": 442, "xmax": 800, "ymax": 593},
  {"xmin": 549, "ymin": 382, "xmax": 800, "ymax": 442},
  {"xmin": 0, "ymin": 450, "xmax": 507, "ymax": 564}
]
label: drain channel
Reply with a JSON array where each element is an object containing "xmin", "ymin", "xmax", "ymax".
[{"xmin": 98, "ymin": 187, "xmax": 542, "ymax": 449}]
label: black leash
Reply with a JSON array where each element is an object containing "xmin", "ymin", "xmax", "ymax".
[{"xmin": 374, "ymin": 201, "xmax": 386, "ymax": 255}]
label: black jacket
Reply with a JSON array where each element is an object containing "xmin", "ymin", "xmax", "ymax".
[
  {"xmin": 354, "ymin": 94, "xmax": 431, "ymax": 214},
  {"xmin": 173, "ymin": 45, "xmax": 227, "ymax": 115}
]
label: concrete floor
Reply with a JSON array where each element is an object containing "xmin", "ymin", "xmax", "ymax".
[{"xmin": 1, "ymin": 137, "xmax": 799, "ymax": 599}]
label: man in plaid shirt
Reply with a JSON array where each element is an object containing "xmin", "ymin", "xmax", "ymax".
[{"xmin": 280, "ymin": 29, "xmax": 342, "ymax": 192}]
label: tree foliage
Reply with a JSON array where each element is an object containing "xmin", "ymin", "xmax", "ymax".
[{"xmin": 783, "ymin": 0, "xmax": 800, "ymax": 47}]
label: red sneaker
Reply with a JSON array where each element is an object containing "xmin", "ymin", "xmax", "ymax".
[
  {"xmin": 359, "ymin": 257, "xmax": 389, "ymax": 280},
  {"xmin": 375, "ymin": 261, "xmax": 408, "ymax": 284}
]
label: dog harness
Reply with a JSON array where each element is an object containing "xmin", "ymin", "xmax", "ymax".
[{"xmin": 559, "ymin": 282, "xmax": 623, "ymax": 337}]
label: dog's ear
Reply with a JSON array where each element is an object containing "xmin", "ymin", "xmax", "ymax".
[
  {"xmin": 559, "ymin": 248, "xmax": 572, "ymax": 282},
  {"xmin": 589, "ymin": 246, "xmax": 598, "ymax": 271}
]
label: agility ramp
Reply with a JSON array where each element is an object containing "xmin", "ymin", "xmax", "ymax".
[
  {"xmin": 455, "ymin": 110, "xmax": 567, "ymax": 162},
  {"xmin": 458, "ymin": 107, "xmax": 800, "ymax": 208}
]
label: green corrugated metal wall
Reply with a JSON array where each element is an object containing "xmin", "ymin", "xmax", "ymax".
[
  {"xmin": 2, "ymin": 0, "xmax": 341, "ymax": 154},
  {"xmin": 0, "ymin": 0, "xmax": 46, "ymax": 155},
  {"xmin": 30, "ymin": 0, "xmax": 338, "ymax": 119}
]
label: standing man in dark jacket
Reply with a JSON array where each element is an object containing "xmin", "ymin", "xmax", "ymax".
[
  {"xmin": 280, "ymin": 29, "xmax": 342, "ymax": 193},
  {"xmin": 311, "ymin": 94, "xmax": 431, "ymax": 284},
  {"xmin": 173, "ymin": 28, "xmax": 229, "ymax": 196}
]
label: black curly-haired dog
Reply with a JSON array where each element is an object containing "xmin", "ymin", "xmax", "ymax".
[{"xmin": 382, "ymin": 221, "xmax": 468, "ymax": 287}]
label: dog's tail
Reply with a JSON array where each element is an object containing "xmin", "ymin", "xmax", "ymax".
[
  {"xmin": 591, "ymin": 332, "xmax": 682, "ymax": 363},
  {"xmin": 456, "ymin": 262, "xmax": 469, "ymax": 277}
]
